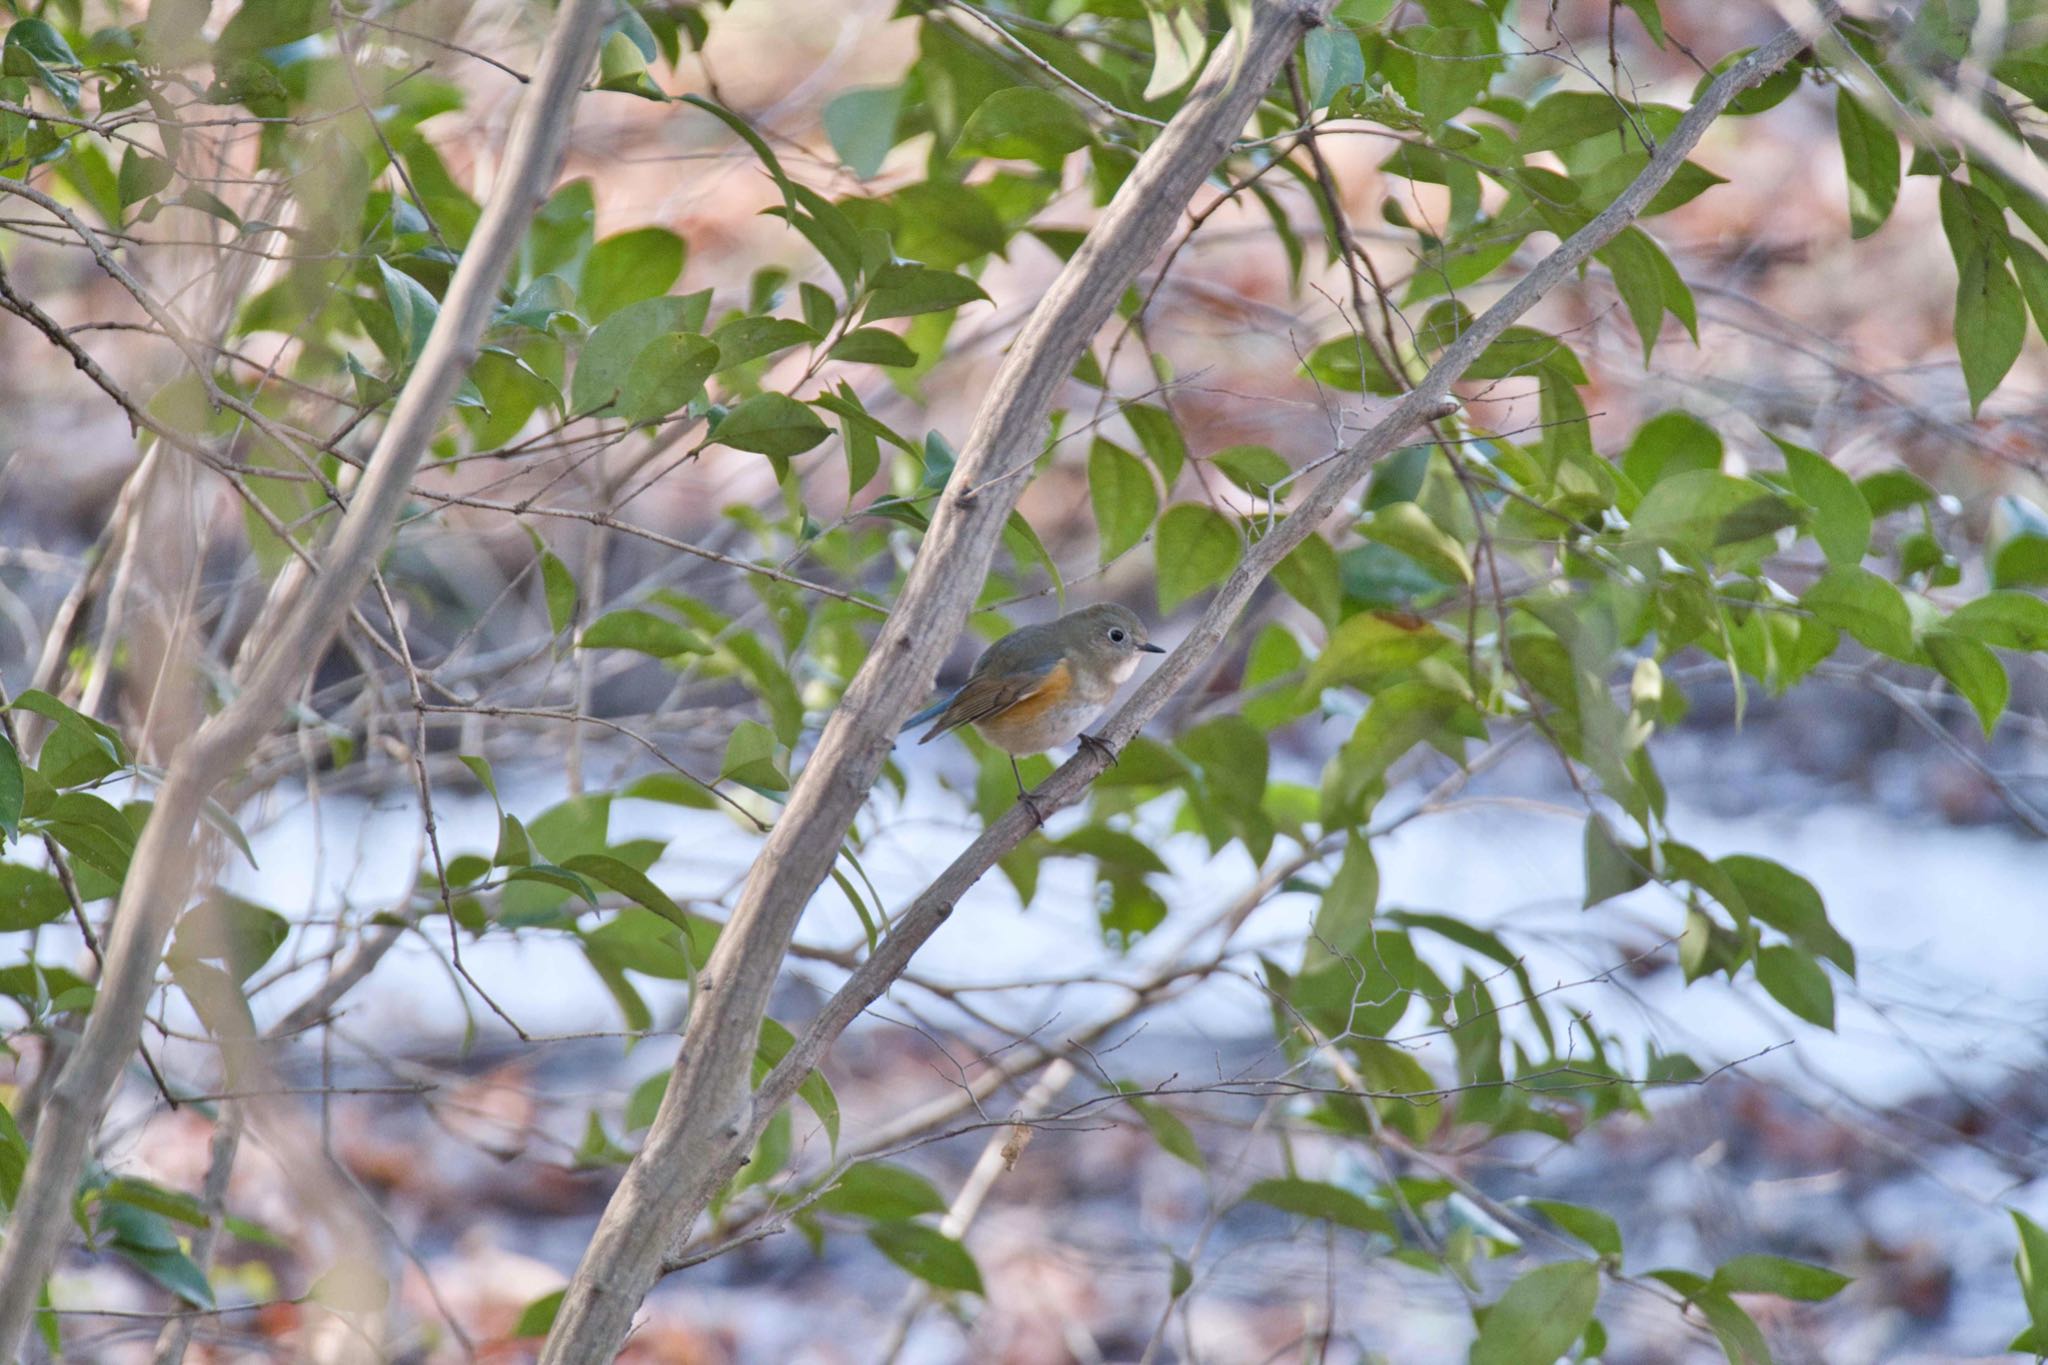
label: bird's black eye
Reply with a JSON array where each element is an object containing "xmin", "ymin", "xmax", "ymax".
[{"xmin": 1109, "ymin": 628, "xmax": 1127, "ymax": 643}]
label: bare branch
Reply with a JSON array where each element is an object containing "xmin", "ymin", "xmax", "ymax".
[{"xmin": 536, "ymin": 4, "xmax": 1337, "ymax": 1358}]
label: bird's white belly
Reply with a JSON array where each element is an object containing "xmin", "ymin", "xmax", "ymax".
[{"xmin": 973, "ymin": 695, "xmax": 1107, "ymax": 754}]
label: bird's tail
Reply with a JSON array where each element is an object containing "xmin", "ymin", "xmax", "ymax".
[{"xmin": 900, "ymin": 693, "xmax": 951, "ymax": 738}]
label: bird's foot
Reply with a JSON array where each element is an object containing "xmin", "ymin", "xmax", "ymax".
[
  {"xmin": 1015, "ymin": 790, "xmax": 1048, "ymax": 826},
  {"xmin": 1077, "ymin": 732, "xmax": 1119, "ymax": 767}
]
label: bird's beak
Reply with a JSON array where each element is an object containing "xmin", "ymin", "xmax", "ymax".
[{"xmin": 1139, "ymin": 642, "xmax": 1166, "ymax": 654}]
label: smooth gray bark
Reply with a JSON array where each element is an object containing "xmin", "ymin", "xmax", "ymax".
[{"xmin": 536, "ymin": 4, "xmax": 1334, "ymax": 1359}]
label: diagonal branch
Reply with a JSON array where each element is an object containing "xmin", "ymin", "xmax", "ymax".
[
  {"xmin": 537, "ymin": 4, "xmax": 1335, "ymax": 1359},
  {"xmin": 737, "ymin": 0, "xmax": 1843, "ymax": 1222},
  {"xmin": 0, "ymin": 1, "xmax": 612, "ymax": 1354}
]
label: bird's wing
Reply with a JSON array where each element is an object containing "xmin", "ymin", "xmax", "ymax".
[{"xmin": 916, "ymin": 664, "xmax": 1066, "ymax": 743}]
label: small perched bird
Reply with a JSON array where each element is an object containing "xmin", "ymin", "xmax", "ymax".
[{"xmin": 905, "ymin": 603, "xmax": 1166, "ymax": 815}]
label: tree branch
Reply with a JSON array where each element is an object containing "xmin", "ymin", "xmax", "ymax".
[
  {"xmin": 0, "ymin": 1, "xmax": 611, "ymax": 1353},
  {"xmin": 536, "ymin": 4, "xmax": 1335, "ymax": 1359},
  {"xmin": 735, "ymin": 0, "xmax": 1841, "ymax": 1231}
]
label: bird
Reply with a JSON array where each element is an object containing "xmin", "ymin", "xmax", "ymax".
[{"xmin": 903, "ymin": 603, "xmax": 1166, "ymax": 818}]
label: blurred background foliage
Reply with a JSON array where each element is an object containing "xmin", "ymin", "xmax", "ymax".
[{"xmin": 0, "ymin": 0, "xmax": 2047, "ymax": 1360}]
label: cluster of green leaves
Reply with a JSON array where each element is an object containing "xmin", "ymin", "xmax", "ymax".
[
  {"xmin": 1831, "ymin": 4, "xmax": 2048, "ymax": 412},
  {"xmin": 0, "ymin": 686, "xmax": 285, "ymax": 1317}
]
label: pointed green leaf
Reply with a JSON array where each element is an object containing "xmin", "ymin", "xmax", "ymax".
[
  {"xmin": 1925, "ymin": 630, "xmax": 2008, "ymax": 735},
  {"xmin": 1470, "ymin": 1261, "xmax": 1600, "ymax": 1365},
  {"xmin": 1836, "ymin": 90, "xmax": 1899, "ymax": 239},
  {"xmin": 869, "ymin": 1223, "xmax": 983, "ymax": 1295},
  {"xmin": 1156, "ymin": 504, "xmax": 1239, "ymax": 611},
  {"xmin": 1089, "ymin": 439, "xmax": 1157, "ymax": 563},
  {"xmin": 1754, "ymin": 945, "xmax": 1835, "ymax": 1028},
  {"xmin": 580, "ymin": 228, "xmax": 685, "ymax": 323}
]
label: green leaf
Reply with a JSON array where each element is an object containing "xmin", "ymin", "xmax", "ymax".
[
  {"xmin": 1718, "ymin": 854, "xmax": 1853, "ymax": 973},
  {"xmin": 720, "ymin": 720, "xmax": 787, "ymax": 792},
  {"xmin": 1690, "ymin": 1289, "xmax": 1773, "ymax": 1364},
  {"xmin": 1306, "ymin": 611, "xmax": 1450, "ymax": 693},
  {"xmin": 1942, "ymin": 179, "xmax": 2026, "ymax": 413},
  {"xmin": 216, "ymin": 0, "xmax": 328, "ymax": 55},
  {"xmin": 0, "ymin": 736, "xmax": 21, "ymax": 842},
  {"xmin": 2012, "ymin": 238, "xmax": 2048, "ymax": 344},
  {"xmin": 1321, "ymin": 682, "xmax": 1474, "ymax": 827},
  {"xmin": 1925, "ymin": 631, "xmax": 2008, "ymax": 736},
  {"xmin": 580, "ymin": 228, "xmax": 686, "ymax": 324},
  {"xmin": 1358, "ymin": 502, "xmax": 1472, "ymax": 585},
  {"xmin": 1126, "ymin": 403, "xmax": 1186, "ymax": 485},
  {"xmin": 1528, "ymin": 1200, "xmax": 1622, "ymax": 1260},
  {"xmin": 817, "ymin": 1161, "xmax": 946, "ymax": 1221},
  {"xmin": 44, "ymin": 791, "xmax": 137, "ymax": 884},
  {"xmin": 1836, "ymin": 90, "xmax": 1899, "ymax": 239},
  {"xmin": 561, "ymin": 854, "xmax": 690, "ymax": 929},
  {"xmin": 823, "ymin": 85, "xmax": 902, "ymax": 180},
  {"xmin": 11, "ymin": 689, "xmax": 126, "ymax": 788},
  {"xmin": 1990, "ymin": 495, "xmax": 2048, "ymax": 588},
  {"xmin": 1858, "ymin": 469, "xmax": 1935, "ymax": 518},
  {"xmin": 618, "ymin": 332, "xmax": 719, "ymax": 425},
  {"xmin": 1773, "ymin": 437, "xmax": 1870, "ymax": 567},
  {"xmin": 710, "ymin": 316, "xmax": 821, "ymax": 371},
  {"xmin": 1210, "ymin": 444, "xmax": 1292, "ymax": 496},
  {"xmin": 505, "ymin": 863, "xmax": 600, "ymax": 907},
  {"xmin": 170, "ymin": 896, "xmax": 288, "ymax": 984},
  {"xmin": 1242, "ymin": 1177, "xmax": 1395, "ymax": 1237},
  {"xmin": 4, "ymin": 18, "xmax": 79, "ymax": 69},
  {"xmin": 513, "ymin": 1289, "xmax": 564, "ymax": 1338},
  {"xmin": 1123, "ymin": 1092, "xmax": 1204, "ymax": 1169},
  {"xmin": 1089, "ymin": 439, "xmax": 1158, "ymax": 563},
  {"xmin": 1470, "ymin": 1260, "xmax": 1600, "ymax": 1365},
  {"xmin": 1518, "ymin": 90, "xmax": 1670, "ymax": 152},
  {"xmin": 1597, "ymin": 227, "xmax": 1673, "ymax": 362},
  {"xmin": 1155, "ymin": 504, "xmax": 1239, "ymax": 611},
  {"xmin": 1144, "ymin": 3, "xmax": 1206, "ymax": 99},
  {"xmin": 540, "ymin": 551, "xmax": 577, "ymax": 635},
  {"xmin": 1710, "ymin": 1254, "xmax": 1852, "ymax": 1302},
  {"xmin": 1273, "ymin": 535, "xmax": 1341, "ymax": 628},
  {"xmin": 1303, "ymin": 25, "xmax": 1367, "ymax": 106},
  {"xmin": 1307, "ymin": 838, "xmax": 1379, "ymax": 962},
  {"xmin": 755, "ymin": 1016, "xmax": 838, "ymax": 1150},
  {"xmin": 116, "ymin": 149, "xmax": 174, "ymax": 209},
  {"xmin": 375, "ymin": 259, "xmax": 439, "ymax": 367},
  {"xmin": 0, "ymin": 865, "xmax": 71, "ymax": 932},
  {"xmin": 2013, "ymin": 1209, "xmax": 2048, "ymax": 1340},
  {"xmin": 1621, "ymin": 411, "xmax": 1722, "ymax": 492},
  {"xmin": 0, "ymin": 1099, "xmax": 27, "ymax": 1208},
  {"xmin": 1945, "ymin": 591, "xmax": 2048, "ymax": 651},
  {"xmin": 102, "ymin": 1178, "xmax": 211, "ymax": 1228},
  {"xmin": 1799, "ymin": 567, "xmax": 1913, "ymax": 659},
  {"xmin": 823, "ymin": 326, "xmax": 915, "ymax": 367},
  {"xmin": 862, "ymin": 267, "xmax": 990, "ymax": 323},
  {"xmin": 709, "ymin": 393, "xmax": 830, "ymax": 460},
  {"xmin": 1302, "ymin": 334, "xmax": 1402, "ymax": 395},
  {"xmin": 1627, "ymin": 471, "xmax": 1797, "ymax": 552},
  {"xmin": 1583, "ymin": 815, "xmax": 1650, "ymax": 908},
  {"xmin": 1754, "ymin": 945, "xmax": 1835, "ymax": 1028},
  {"xmin": 868, "ymin": 1223, "xmax": 983, "ymax": 1295},
  {"xmin": 956, "ymin": 88, "xmax": 1091, "ymax": 167},
  {"xmin": 1055, "ymin": 826, "xmax": 1170, "ymax": 877},
  {"xmin": 578, "ymin": 609, "xmax": 710, "ymax": 659},
  {"xmin": 115, "ymin": 1243, "xmax": 214, "ymax": 1308},
  {"xmin": 570, "ymin": 293, "xmax": 712, "ymax": 414},
  {"xmin": 800, "ymin": 282, "xmax": 838, "ymax": 333}
]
